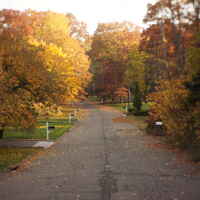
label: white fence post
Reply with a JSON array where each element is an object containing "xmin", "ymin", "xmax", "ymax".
[
  {"xmin": 68, "ymin": 113, "xmax": 72, "ymax": 124},
  {"xmin": 125, "ymin": 104, "xmax": 128, "ymax": 113},
  {"xmin": 46, "ymin": 121, "xmax": 49, "ymax": 140},
  {"xmin": 74, "ymin": 109, "xmax": 77, "ymax": 119}
]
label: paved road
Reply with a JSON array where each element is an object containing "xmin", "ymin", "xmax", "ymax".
[
  {"xmin": 0, "ymin": 103, "xmax": 200, "ymax": 200},
  {"xmin": 0, "ymin": 140, "xmax": 54, "ymax": 148}
]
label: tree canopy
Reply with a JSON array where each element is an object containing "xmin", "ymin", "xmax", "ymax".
[
  {"xmin": 0, "ymin": 9, "xmax": 91, "ymax": 131},
  {"xmin": 89, "ymin": 21, "xmax": 142, "ymax": 100}
]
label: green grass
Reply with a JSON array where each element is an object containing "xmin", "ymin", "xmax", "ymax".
[
  {"xmin": 3, "ymin": 118, "xmax": 72, "ymax": 140},
  {"xmin": 107, "ymin": 102, "xmax": 151, "ymax": 113},
  {"xmin": 107, "ymin": 103, "xmax": 149, "ymax": 131},
  {"xmin": 107, "ymin": 103, "xmax": 127, "ymax": 111},
  {"xmin": 0, "ymin": 147, "xmax": 42, "ymax": 172},
  {"xmin": 88, "ymin": 96, "xmax": 99, "ymax": 101},
  {"xmin": 127, "ymin": 115, "xmax": 148, "ymax": 131},
  {"xmin": 0, "ymin": 118, "xmax": 74, "ymax": 172},
  {"xmin": 141, "ymin": 102, "xmax": 151, "ymax": 112}
]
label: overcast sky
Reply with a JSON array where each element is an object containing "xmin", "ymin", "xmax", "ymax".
[{"xmin": 0, "ymin": 0, "xmax": 157, "ymax": 33}]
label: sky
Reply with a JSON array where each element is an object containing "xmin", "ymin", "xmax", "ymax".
[{"xmin": 0, "ymin": 0, "xmax": 157, "ymax": 33}]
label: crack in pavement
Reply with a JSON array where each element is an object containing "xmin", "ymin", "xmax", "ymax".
[{"xmin": 99, "ymin": 111, "xmax": 118, "ymax": 200}]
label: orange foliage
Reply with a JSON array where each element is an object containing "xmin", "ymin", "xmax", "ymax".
[
  {"xmin": 0, "ymin": 9, "xmax": 91, "ymax": 129},
  {"xmin": 148, "ymin": 79, "xmax": 200, "ymax": 148},
  {"xmin": 114, "ymin": 87, "xmax": 129, "ymax": 98}
]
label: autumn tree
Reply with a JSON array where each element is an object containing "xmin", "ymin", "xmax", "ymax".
[
  {"xmin": 0, "ymin": 10, "xmax": 91, "ymax": 138},
  {"xmin": 114, "ymin": 87, "xmax": 129, "ymax": 103},
  {"xmin": 132, "ymin": 82, "xmax": 142, "ymax": 114},
  {"xmin": 66, "ymin": 13, "xmax": 90, "ymax": 49},
  {"xmin": 89, "ymin": 22, "xmax": 141, "ymax": 101},
  {"xmin": 143, "ymin": 0, "xmax": 200, "ymax": 149},
  {"xmin": 124, "ymin": 48, "xmax": 149, "ymax": 97},
  {"xmin": 66, "ymin": 12, "xmax": 92, "ymax": 52},
  {"xmin": 28, "ymin": 11, "xmax": 91, "ymax": 101},
  {"xmin": 143, "ymin": 0, "xmax": 200, "ymax": 75}
]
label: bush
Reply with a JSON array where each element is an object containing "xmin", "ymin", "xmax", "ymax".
[
  {"xmin": 188, "ymin": 144, "xmax": 200, "ymax": 162},
  {"xmin": 133, "ymin": 82, "xmax": 142, "ymax": 114},
  {"xmin": 128, "ymin": 107, "xmax": 134, "ymax": 113},
  {"xmin": 128, "ymin": 102, "xmax": 150, "ymax": 116},
  {"xmin": 148, "ymin": 79, "xmax": 200, "ymax": 149},
  {"xmin": 133, "ymin": 110, "xmax": 149, "ymax": 116}
]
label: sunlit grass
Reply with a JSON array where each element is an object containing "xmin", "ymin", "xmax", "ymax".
[
  {"xmin": 0, "ymin": 118, "xmax": 74, "ymax": 172},
  {"xmin": 106, "ymin": 103, "xmax": 127, "ymax": 111},
  {"xmin": 0, "ymin": 147, "xmax": 42, "ymax": 172},
  {"xmin": 3, "ymin": 118, "xmax": 72, "ymax": 140},
  {"xmin": 126, "ymin": 115, "xmax": 148, "ymax": 131},
  {"xmin": 108, "ymin": 103, "xmax": 148, "ymax": 131},
  {"xmin": 107, "ymin": 102, "xmax": 151, "ymax": 113}
]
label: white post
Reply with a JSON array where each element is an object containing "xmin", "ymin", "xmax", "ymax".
[
  {"xmin": 128, "ymin": 88, "xmax": 131, "ymax": 105},
  {"xmin": 74, "ymin": 110, "xmax": 77, "ymax": 119},
  {"xmin": 46, "ymin": 121, "xmax": 49, "ymax": 140},
  {"xmin": 125, "ymin": 104, "xmax": 128, "ymax": 113},
  {"xmin": 68, "ymin": 113, "xmax": 71, "ymax": 124}
]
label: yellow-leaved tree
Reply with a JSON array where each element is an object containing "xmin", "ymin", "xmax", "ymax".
[{"xmin": 0, "ymin": 10, "xmax": 91, "ymax": 138}]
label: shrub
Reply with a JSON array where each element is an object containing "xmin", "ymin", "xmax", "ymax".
[
  {"xmin": 133, "ymin": 82, "xmax": 142, "ymax": 114},
  {"xmin": 133, "ymin": 110, "xmax": 149, "ymax": 116},
  {"xmin": 148, "ymin": 79, "xmax": 200, "ymax": 149}
]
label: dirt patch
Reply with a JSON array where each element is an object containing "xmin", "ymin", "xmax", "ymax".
[
  {"xmin": 113, "ymin": 115, "xmax": 200, "ymax": 173},
  {"xmin": 147, "ymin": 142, "xmax": 182, "ymax": 154},
  {"xmin": 11, "ymin": 148, "xmax": 45, "ymax": 174},
  {"xmin": 112, "ymin": 116, "xmax": 147, "ymax": 131},
  {"xmin": 0, "ymin": 148, "xmax": 45, "ymax": 182},
  {"xmin": 113, "ymin": 117, "xmax": 132, "ymax": 124},
  {"xmin": 99, "ymin": 105, "xmax": 121, "ymax": 112},
  {"xmin": 146, "ymin": 141, "xmax": 200, "ymax": 173},
  {"xmin": 77, "ymin": 109, "xmax": 90, "ymax": 120}
]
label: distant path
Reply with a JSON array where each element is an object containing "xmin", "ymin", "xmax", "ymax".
[{"xmin": 0, "ymin": 102, "xmax": 200, "ymax": 200}]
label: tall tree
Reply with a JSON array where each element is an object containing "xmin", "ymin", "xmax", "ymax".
[
  {"xmin": 143, "ymin": 0, "xmax": 200, "ymax": 148},
  {"xmin": 89, "ymin": 22, "xmax": 141, "ymax": 100},
  {"xmin": 0, "ymin": 10, "xmax": 91, "ymax": 137},
  {"xmin": 66, "ymin": 13, "xmax": 89, "ymax": 41}
]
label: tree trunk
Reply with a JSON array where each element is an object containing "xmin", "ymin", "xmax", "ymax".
[{"xmin": 0, "ymin": 129, "xmax": 4, "ymax": 139}]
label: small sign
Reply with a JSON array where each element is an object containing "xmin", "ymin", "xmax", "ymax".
[
  {"xmin": 48, "ymin": 126, "xmax": 55, "ymax": 130},
  {"xmin": 155, "ymin": 121, "xmax": 163, "ymax": 126}
]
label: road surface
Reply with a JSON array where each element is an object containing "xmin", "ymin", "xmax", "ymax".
[{"xmin": 0, "ymin": 103, "xmax": 200, "ymax": 200}]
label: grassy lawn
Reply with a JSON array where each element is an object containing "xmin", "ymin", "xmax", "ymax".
[
  {"xmin": 106, "ymin": 103, "xmax": 127, "ymax": 112},
  {"xmin": 88, "ymin": 96, "xmax": 99, "ymax": 101},
  {"xmin": 126, "ymin": 115, "xmax": 148, "ymax": 131},
  {"xmin": 0, "ymin": 147, "xmax": 42, "ymax": 172},
  {"xmin": 0, "ymin": 117, "xmax": 77, "ymax": 172},
  {"xmin": 0, "ymin": 118, "xmax": 73, "ymax": 171},
  {"xmin": 141, "ymin": 103, "xmax": 151, "ymax": 112},
  {"xmin": 3, "ymin": 118, "xmax": 73, "ymax": 140},
  {"xmin": 107, "ymin": 102, "xmax": 151, "ymax": 113},
  {"xmin": 107, "ymin": 103, "xmax": 149, "ymax": 131}
]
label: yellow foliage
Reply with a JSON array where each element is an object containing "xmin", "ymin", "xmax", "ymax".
[
  {"xmin": 0, "ymin": 10, "xmax": 91, "ymax": 129},
  {"xmin": 148, "ymin": 79, "xmax": 200, "ymax": 148}
]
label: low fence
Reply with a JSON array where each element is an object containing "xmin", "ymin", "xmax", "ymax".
[{"xmin": 43, "ymin": 109, "xmax": 80, "ymax": 140}]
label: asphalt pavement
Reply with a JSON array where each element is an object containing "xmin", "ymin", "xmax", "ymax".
[{"xmin": 0, "ymin": 103, "xmax": 200, "ymax": 200}]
